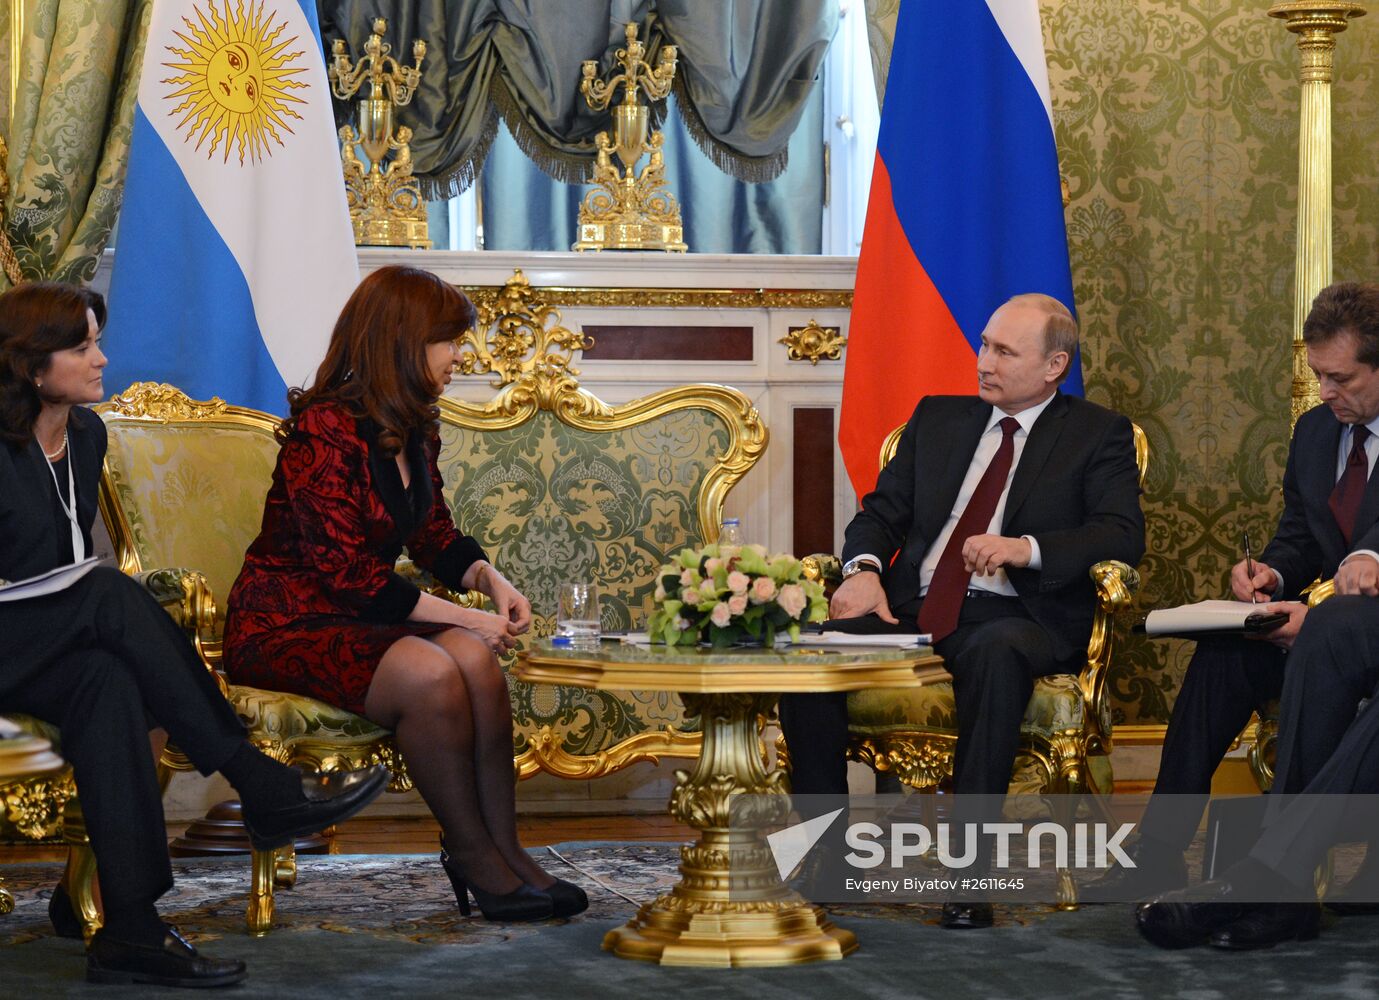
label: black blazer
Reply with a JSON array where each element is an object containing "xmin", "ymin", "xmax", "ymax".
[
  {"xmin": 1263, "ymin": 404, "xmax": 1379, "ymax": 598},
  {"xmin": 0, "ymin": 405, "xmax": 105, "ymax": 582},
  {"xmin": 843, "ymin": 392, "xmax": 1146, "ymax": 662}
]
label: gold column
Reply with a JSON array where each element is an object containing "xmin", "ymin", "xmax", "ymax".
[
  {"xmin": 1268, "ymin": 2, "xmax": 1367, "ymax": 425},
  {"xmin": 9, "ymin": 0, "xmax": 24, "ymax": 132}
]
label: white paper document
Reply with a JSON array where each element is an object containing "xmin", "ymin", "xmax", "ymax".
[
  {"xmin": 1143, "ymin": 599, "xmax": 1287, "ymax": 636},
  {"xmin": 790, "ymin": 632, "xmax": 932, "ymax": 648},
  {"xmin": 0, "ymin": 557, "xmax": 104, "ymax": 603}
]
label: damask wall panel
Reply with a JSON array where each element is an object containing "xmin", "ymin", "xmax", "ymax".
[{"xmin": 1045, "ymin": 1, "xmax": 1379, "ymax": 724}]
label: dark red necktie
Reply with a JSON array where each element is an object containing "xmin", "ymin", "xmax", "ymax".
[
  {"xmin": 918, "ymin": 417, "xmax": 1021, "ymax": 642},
  {"xmin": 1330, "ymin": 425, "xmax": 1372, "ymax": 546}
]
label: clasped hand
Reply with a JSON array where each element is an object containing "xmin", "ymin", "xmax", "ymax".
[{"xmin": 460, "ymin": 562, "xmax": 532, "ymax": 654}]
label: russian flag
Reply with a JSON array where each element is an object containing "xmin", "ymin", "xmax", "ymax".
[
  {"xmin": 839, "ymin": 0, "xmax": 1078, "ymax": 496},
  {"xmin": 104, "ymin": 0, "xmax": 358, "ymax": 416}
]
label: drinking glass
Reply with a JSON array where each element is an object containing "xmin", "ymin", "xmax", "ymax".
[{"xmin": 556, "ymin": 582, "xmax": 601, "ymax": 648}]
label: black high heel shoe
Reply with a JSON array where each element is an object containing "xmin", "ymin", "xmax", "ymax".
[
  {"xmin": 439, "ymin": 841, "xmax": 553, "ymax": 922},
  {"xmin": 538, "ymin": 878, "xmax": 589, "ymax": 918}
]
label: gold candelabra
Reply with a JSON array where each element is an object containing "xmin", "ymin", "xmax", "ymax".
[
  {"xmin": 328, "ymin": 18, "xmax": 431, "ymax": 249},
  {"xmin": 1268, "ymin": 2, "xmax": 1367, "ymax": 425},
  {"xmin": 573, "ymin": 23, "xmax": 687, "ymax": 252}
]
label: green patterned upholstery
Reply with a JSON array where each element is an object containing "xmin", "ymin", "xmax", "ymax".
[
  {"xmin": 436, "ymin": 409, "xmax": 725, "ymax": 756},
  {"xmin": 849, "ymin": 675, "xmax": 1100, "ymax": 745},
  {"xmin": 101, "ymin": 415, "xmax": 281, "ymax": 604},
  {"xmin": 434, "ymin": 383, "xmax": 766, "ymax": 775}
]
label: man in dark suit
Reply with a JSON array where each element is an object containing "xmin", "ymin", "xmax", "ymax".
[
  {"xmin": 1085, "ymin": 281, "xmax": 1379, "ymax": 904},
  {"xmin": 1137, "ymin": 594, "xmax": 1379, "ymax": 951},
  {"xmin": 778, "ymin": 293, "xmax": 1146, "ymax": 928}
]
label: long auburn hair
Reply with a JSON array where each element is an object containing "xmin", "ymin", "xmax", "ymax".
[
  {"xmin": 0, "ymin": 281, "xmax": 107, "ymax": 444},
  {"xmin": 281, "ymin": 266, "xmax": 476, "ymax": 455}
]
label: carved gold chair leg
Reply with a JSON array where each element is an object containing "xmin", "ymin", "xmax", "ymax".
[
  {"xmin": 273, "ymin": 845, "xmax": 297, "ymax": 890},
  {"xmin": 68, "ymin": 843, "xmax": 102, "ymax": 941},
  {"xmin": 1044, "ymin": 741, "xmax": 1088, "ymax": 913},
  {"xmin": 0, "ymin": 876, "xmax": 13, "ymax": 914},
  {"xmin": 57, "ymin": 797, "xmax": 104, "ymax": 941},
  {"xmin": 248, "ymin": 847, "xmax": 277, "ymax": 935}
]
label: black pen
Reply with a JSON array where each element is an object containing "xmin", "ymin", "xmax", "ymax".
[{"xmin": 1243, "ymin": 531, "xmax": 1258, "ymax": 605}]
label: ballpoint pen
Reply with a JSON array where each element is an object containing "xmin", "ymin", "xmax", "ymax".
[{"xmin": 1243, "ymin": 530, "xmax": 1258, "ymax": 605}]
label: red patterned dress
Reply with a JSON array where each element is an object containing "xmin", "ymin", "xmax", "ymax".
[{"xmin": 223, "ymin": 401, "xmax": 486, "ymax": 713}]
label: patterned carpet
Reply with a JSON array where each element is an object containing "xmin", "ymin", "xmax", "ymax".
[{"xmin": 3, "ymin": 843, "xmax": 1378, "ymax": 999}]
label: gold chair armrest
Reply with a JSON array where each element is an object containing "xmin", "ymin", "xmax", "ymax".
[
  {"xmin": 801, "ymin": 554, "xmax": 842, "ymax": 587},
  {"xmin": 1081, "ymin": 560, "xmax": 1142, "ymax": 752},
  {"xmin": 1306, "ymin": 578, "xmax": 1335, "ymax": 607},
  {"xmin": 130, "ymin": 567, "xmax": 220, "ymax": 670},
  {"xmin": 393, "ymin": 557, "xmax": 483, "ymax": 609}
]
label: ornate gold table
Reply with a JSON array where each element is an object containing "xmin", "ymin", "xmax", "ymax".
[
  {"xmin": 0, "ymin": 717, "xmax": 67, "ymax": 913},
  {"xmin": 515, "ymin": 640, "xmax": 949, "ymax": 967}
]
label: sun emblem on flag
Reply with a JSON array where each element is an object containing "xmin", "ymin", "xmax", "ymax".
[{"xmin": 162, "ymin": 2, "xmax": 309, "ymax": 164}]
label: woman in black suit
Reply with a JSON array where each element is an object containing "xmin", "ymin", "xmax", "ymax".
[{"xmin": 0, "ymin": 282, "xmax": 388, "ymax": 989}]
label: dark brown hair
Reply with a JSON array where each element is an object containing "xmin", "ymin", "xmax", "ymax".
[
  {"xmin": 1303, "ymin": 281, "xmax": 1379, "ymax": 367},
  {"xmin": 0, "ymin": 281, "xmax": 107, "ymax": 443},
  {"xmin": 280, "ymin": 266, "xmax": 476, "ymax": 454}
]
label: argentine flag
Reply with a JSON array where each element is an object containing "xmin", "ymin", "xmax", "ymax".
[{"xmin": 105, "ymin": 0, "xmax": 358, "ymax": 415}]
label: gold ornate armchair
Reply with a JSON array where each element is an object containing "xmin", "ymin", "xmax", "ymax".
[
  {"xmin": 435, "ymin": 269, "xmax": 767, "ymax": 778},
  {"xmin": 96, "ymin": 384, "xmax": 412, "ymax": 935},
  {"xmin": 795, "ymin": 421, "xmax": 1148, "ymax": 907}
]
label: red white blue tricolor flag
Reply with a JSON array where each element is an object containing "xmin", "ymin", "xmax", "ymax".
[{"xmin": 839, "ymin": 0, "xmax": 1079, "ymax": 496}]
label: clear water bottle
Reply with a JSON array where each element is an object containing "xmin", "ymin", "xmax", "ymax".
[{"xmin": 719, "ymin": 517, "xmax": 744, "ymax": 545}]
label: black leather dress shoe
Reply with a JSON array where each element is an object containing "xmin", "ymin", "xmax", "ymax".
[
  {"xmin": 241, "ymin": 765, "xmax": 390, "ymax": 850},
  {"xmin": 940, "ymin": 900, "xmax": 994, "ymax": 929},
  {"xmin": 1081, "ymin": 844, "xmax": 1188, "ymax": 903},
  {"xmin": 1135, "ymin": 878, "xmax": 1249, "ymax": 949},
  {"xmin": 1209, "ymin": 903, "xmax": 1321, "ymax": 950},
  {"xmin": 87, "ymin": 926, "xmax": 246, "ymax": 987}
]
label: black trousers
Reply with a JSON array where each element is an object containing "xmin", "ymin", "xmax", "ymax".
[
  {"xmin": 777, "ymin": 594, "xmax": 1069, "ymax": 798},
  {"xmin": 1138, "ymin": 634, "xmax": 1287, "ymax": 852},
  {"xmin": 1248, "ymin": 596, "xmax": 1379, "ymax": 886},
  {"xmin": 0, "ymin": 567, "xmax": 245, "ymax": 906}
]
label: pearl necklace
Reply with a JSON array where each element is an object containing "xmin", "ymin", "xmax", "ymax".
[{"xmin": 43, "ymin": 428, "xmax": 68, "ymax": 461}]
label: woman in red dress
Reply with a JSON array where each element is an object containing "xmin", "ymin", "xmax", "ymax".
[{"xmin": 224, "ymin": 265, "xmax": 584, "ymax": 922}]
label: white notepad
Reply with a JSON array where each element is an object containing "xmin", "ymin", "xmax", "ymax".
[{"xmin": 0, "ymin": 556, "xmax": 103, "ymax": 603}]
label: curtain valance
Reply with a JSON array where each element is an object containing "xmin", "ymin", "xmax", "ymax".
[{"xmin": 318, "ymin": 0, "xmax": 837, "ymax": 198}]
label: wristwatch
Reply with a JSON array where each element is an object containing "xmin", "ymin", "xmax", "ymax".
[{"xmin": 841, "ymin": 557, "xmax": 881, "ymax": 580}]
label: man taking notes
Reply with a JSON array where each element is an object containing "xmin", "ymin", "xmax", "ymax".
[
  {"xmin": 778, "ymin": 293, "xmax": 1145, "ymax": 928},
  {"xmin": 1085, "ymin": 280, "xmax": 1379, "ymax": 903}
]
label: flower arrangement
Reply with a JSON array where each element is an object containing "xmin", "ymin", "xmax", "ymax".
[{"xmin": 646, "ymin": 543, "xmax": 828, "ymax": 648}]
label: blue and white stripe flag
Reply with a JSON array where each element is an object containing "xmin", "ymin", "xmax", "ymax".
[{"xmin": 105, "ymin": 0, "xmax": 358, "ymax": 415}]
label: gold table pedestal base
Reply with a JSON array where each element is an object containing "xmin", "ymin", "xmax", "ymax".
[
  {"xmin": 514, "ymin": 644, "xmax": 947, "ymax": 969},
  {"xmin": 603, "ymin": 898, "xmax": 857, "ymax": 967},
  {"xmin": 602, "ymin": 690, "xmax": 856, "ymax": 967}
]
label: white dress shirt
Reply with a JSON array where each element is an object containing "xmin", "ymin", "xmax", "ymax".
[{"xmin": 855, "ymin": 394, "xmax": 1055, "ymax": 597}]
